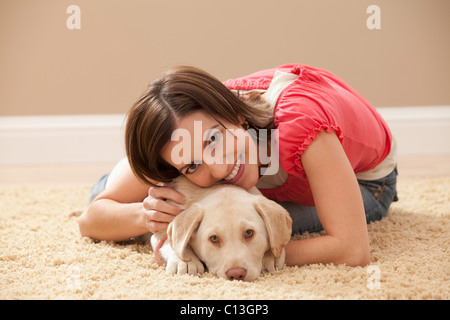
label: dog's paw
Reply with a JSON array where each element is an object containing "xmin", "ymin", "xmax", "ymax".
[
  {"xmin": 166, "ymin": 249, "xmax": 205, "ymax": 276},
  {"xmin": 262, "ymin": 249, "xmax": 285, "ymax": 273}
]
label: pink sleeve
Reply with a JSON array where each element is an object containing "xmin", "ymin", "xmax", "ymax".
[
  {"xmin": 275, "ymin": 94, "xmax": 343, "ymax": 178},
  {"xmin": 228, "ymin": 64, "xmax": 392, "ymax": 178}
]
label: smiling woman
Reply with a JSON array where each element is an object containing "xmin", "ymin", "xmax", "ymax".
[{"xmin": 80, "ymin": 63, "xmax": 398, "ymax": 269}]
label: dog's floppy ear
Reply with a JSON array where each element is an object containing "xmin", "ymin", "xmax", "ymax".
[
  {"xmin": 254, "ymin": 197, "xmax": 292, "ymax": 258},
  {"xmin": 167, "ymin": 203, "xmax": 204, "ymax": 262}
]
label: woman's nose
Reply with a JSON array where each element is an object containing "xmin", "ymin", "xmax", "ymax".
[{"xmin": 207, "ymin": 162, "xmax": 230, "ymax": 182}]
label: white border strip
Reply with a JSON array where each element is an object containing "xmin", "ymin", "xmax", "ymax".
[
  {"xmin": 0, "ymin": 114, "xmax": 127, "ymax": 165},
  {"xmin": 377, "ymin": 106, "xmax": 450, "ymax": 156},
  {"xmin": 0, "ymin": 106, "xmax": 449, "ymax": 165}
]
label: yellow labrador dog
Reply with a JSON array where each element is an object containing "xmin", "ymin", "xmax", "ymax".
[{"xmin": 150, "ymin": 176, "xmax": 292, "ymax": 281}]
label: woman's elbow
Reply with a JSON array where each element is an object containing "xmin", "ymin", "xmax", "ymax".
[
  {"xmin": 344, "ymin": 246, "xmax": 371, "ymax": 267},
  {"xmin": 77, "ymin": 210, "xmax": 95, "ymax": 239},
  {"xmin": 349, "ymin": 253, "xmax": 371, "ymax": 267}
]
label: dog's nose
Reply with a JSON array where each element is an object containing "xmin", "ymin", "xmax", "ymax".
[{"xmin": 226, "ymin": 267, "xmax": 247, "ymax": 281}]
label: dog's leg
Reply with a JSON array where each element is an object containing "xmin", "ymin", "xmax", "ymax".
[
  {"xmin": 164, "ymin": 244, "xmax": 205, "ymax": 275},
  {"xmin": 151, "ymin": 231, "xmax": 205, "ymax": 275},
  {"xmin": 262, "ymin": 249, "xmax": 286, "ymax": 273},
  {"xmin": 150, "ymin": 230, "xmax": 166, "ymax": 252}
]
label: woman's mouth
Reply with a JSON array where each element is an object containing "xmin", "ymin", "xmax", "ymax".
[{"xmin": 222, "ymin": 155, "xmax": 245, "ymax": 184}]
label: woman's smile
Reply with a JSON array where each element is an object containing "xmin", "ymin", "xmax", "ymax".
[{"xmin": 222, "ymin": 154, "xmax": 245, "ymax": 184}]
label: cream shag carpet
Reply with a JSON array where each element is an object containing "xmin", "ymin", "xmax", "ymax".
[{"xmin": 0, "ymin": 178, "xmax": 449, "ymax": 300}]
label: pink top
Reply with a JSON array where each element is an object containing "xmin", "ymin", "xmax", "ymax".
[{"xmin": 224, "ymin": 64, "xmax": 392, "ymax": 206}]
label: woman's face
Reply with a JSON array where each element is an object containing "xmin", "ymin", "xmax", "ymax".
[{"xmin": 161, "ymin": 111, "xmax": 260, "ymax": 190}]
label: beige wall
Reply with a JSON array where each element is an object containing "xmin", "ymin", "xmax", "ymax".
[{"xmin": 1, "ymin": 0, "xmax": 449, "ymax": 116}]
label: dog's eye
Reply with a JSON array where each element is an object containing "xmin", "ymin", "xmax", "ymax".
[
  {"xmin": 209, "ymin": 235, "xmax": 220, "ymax": 244},
  {"xmin": 244, "ymin": 229, "xmax": 254, "ymax": 239}
]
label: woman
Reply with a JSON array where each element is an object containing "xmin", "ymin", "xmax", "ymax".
[{"xmin": 78, "ymin": 64, "xmax": 398, "ymax": 267}]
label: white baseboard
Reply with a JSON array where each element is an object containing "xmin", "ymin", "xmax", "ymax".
[
  {"xmin": 376, "ymin": 106, "xmax": 450, "ymax": 156},
  {"xmin": 0, "ymin": 106, "xmax": 449, "ymax": 165},
  {"xmin": 0, "ymin": 114, "xmax": 127, "ymax": 165}
]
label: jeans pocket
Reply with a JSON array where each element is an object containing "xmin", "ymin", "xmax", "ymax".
[
  {"xmin": 359, "ymin": 183, "xmax": 383, "ymax": 222},
  {"xmin": 358, "ymin": 168, "xmax": 398, "ymax": 223},
  {"xmin": 358, "ymin": 180, "xmax": 384, "ymax": 201}
]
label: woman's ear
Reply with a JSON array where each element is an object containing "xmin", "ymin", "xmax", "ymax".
[
  {"xmin": 237, "ymin": 114, "xmax": 246, "ymax": 125},
  {"xmin": 237, "ymin": 114, "xmax": 250, "ymax": 130}
]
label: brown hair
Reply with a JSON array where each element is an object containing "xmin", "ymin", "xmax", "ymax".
[{"xmin": 125, "ymin": 66, "xmax": 274, "ymax": 185}]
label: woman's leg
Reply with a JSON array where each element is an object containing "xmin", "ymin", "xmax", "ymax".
[
  {"xmin": 87, "ymin": 173, "xmax": 110, "ymax": 203},
  {"xmin": 275, "ymin": 201, "xmax": 324, "ymax": 235},
  {"xmin": 87, "ymin": 158, "xmax": 129, "ymax": 203},
  {"xmin": 358, "ymin": 167, "xmax": 398, "ymax": 223}
]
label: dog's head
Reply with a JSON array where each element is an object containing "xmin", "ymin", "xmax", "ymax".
[{"xmin": 167, "ymin": 185, "xmax": 292, "ymax": 281}]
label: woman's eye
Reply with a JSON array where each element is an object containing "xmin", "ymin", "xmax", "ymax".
[
  {"xmin": 208, "ymin": 131, "xmax": 222, "ymax": 144},
  {"xmin": 185, "ymin": 163, "xmax": 199, "ymax": 174},
  {"xmin": 209, "ymin": 235, "xmax": 220, "ymax": 244},
  {"xmin": 244, "ymin": 229, "xmax": 254, "ymax": 238}
]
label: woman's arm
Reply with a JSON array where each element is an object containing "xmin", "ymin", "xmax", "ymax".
[
  {"xmin": 284, "ymin": 131, "xmax": 371, "ymax": 267},
  {"xmin": 78, "ymin": 160, "xmax": 184, "ymax": 241},
  {"xmin": 78, "ymin": 199, "xmax": 148, "ymax": 242}
]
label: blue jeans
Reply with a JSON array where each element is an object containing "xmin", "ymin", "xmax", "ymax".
[
  {"xmin": 276, "ymin": 167, "xmax": 399, "ymax": 235},
  {"xmin": 88, "ymin": 173, "xmax": 110, "ymax": 203}
]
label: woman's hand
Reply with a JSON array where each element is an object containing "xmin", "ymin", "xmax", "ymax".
[{"xmin": 142, "ymin": 185, "xmax": 186, "ymax": 233}]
